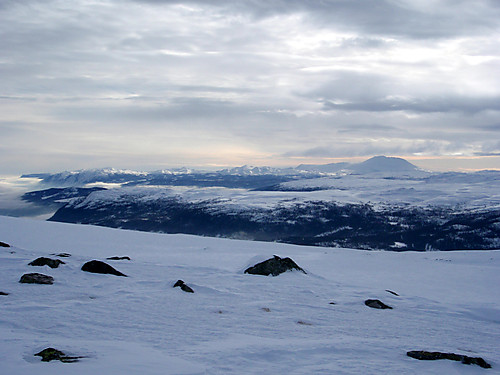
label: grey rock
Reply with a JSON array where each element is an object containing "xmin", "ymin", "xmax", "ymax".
[
  {"xmin": 407, "ymin": 350, "xmax": 491, "ymax": 368},
  {"xmin": 385, "ymin": 289, "xmax": 399, "ymax": 296},
  {"xmin": 244, "ymin": 255, "xmax": 306, "ymax": 276},
  {"xmin": 173, "ymin": 279, "xmax": 194, "ymax": 293},
  {"xmin": 0, "ymin": 241, "xmax": 10, "ymax": 247},
  {"xmin": 35, "ymin": 347, "xmax": 82, "ymax": 363},
  {"xmin": 365, "ymin": 299, "xmax": 392, "ymax": 309},
  {"xmin": 29, "ymin": 257, "xmax": 65, "ymax": 268},
  {"xmin": 107, "ymin": 256, "xmax": 131, "ymax": 261},
  {"xmin": 19, "ymin": 273, "xmax": 54, "ymax": 284},
  {"xmin": 0, "ymin": 291, "xmax": 9, "ymax": 295},
  {"xmin": 81, "ymin": 260, "xmax": 127, "ymax": 277}
]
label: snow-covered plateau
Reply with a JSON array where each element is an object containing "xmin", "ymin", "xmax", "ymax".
[{"xmin": 0, "ymin": 215, "xmax": 499, "ymax": 374}]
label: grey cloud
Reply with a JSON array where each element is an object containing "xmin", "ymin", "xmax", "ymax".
[
  {"xmin": 322, "ymin": 96, "xmax": 500, "ymax": 114},
  {"xmin": 336, "ymin": 124, "xmax": 400, "ymax": 134},
  {"xmin": 131, "ymin": 0, "xmax": 500, "ymax": 39}
]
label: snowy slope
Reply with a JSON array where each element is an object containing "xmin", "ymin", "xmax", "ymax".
[{"xmin": 1, "ymin": 216, "xmax": 499, "ymax": 374}]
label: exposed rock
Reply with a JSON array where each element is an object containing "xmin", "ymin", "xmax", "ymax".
[
  {"xmin": 0, "ymin": 291, "xmax": 9, "ymax": 295},
  {"xmin": 173, "ymin": 279, "xmax": 194, "ymax": 293},
  {"xmin": 365, "ymin": 299, "xmax": 392, "ymax": 309},
  {"xmin": 19, "ymin": 273, "xmax": 54, "ymax": 284},
  {"xmin": 107, "ymin": 256, "xmax": 131, "ymax": 260},
  {"xmin": 29, "ymin": 257, "xmax": 65, "ymax": 268},
  {"xmin": 261, "ymin": 307, "xmax": 271, "ymax": 312},
  {"xmin": 53, "ymin": 252, "xmax": 71, "ymax": 258},
  {"xmin": 81, "ymin": 260, "xmax": 127, "ymax": 277},
  {"xmin": 329, "ymin": 302, "xmax": 336, "ymax": 305},
  {"xmin": 386, "ymin": 289, "xmax": 399, "ymax": 296},
  {"xmin": 297, "ymin": 320, "xmax": 313, "ymax": 326},
  {"xmin": 35, "ymin": 347, "xmax": 82, "ymax": 363},
  {"xmin": 0, "ymin": 241, "xmax": 10, "ymax": 247},
  {"xmin": 244, "ymin": 255, "xmax": 306, "ymax": 276},
  {"xmin": 407, "ymin": 350, "xmax": 491, "ymax": 369}
]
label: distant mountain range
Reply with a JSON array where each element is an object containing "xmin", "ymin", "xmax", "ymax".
[
  {"xmin": 22, "ymin": 156, "xmax": 423, "ymax": 189},
  {"xmin": 17, "ymin": 156, "xmax": 500, "ymax": 251}
]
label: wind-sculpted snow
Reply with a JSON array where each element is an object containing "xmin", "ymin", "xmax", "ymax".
[{"xmin": 0, "ymin": 216, "xmax": 499, "ymax": 374}]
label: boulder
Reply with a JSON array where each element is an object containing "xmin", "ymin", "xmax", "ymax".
[
  {"xmin": 35, "ymin": 347, "xmax": 82, "ymax": 363},
  {"xmin": 19, "ymin": 273, "xmax": 54, "ymax": 284},
  {"xmin": 29, "ymin": 257, "xmax": 65, "ymax": 269},
  {"xmin": 365, "ymin": 299, "xmax": 392, "ymax": 309},
  {"xmin": 107, "ymin": 256, "xmax": 131, "ymax": 261},
  {"xmin": 244, "ymin": 255, "xmax": 306, "ymax": 276},
  {"xmin": 407, "ymin": 350, "xmax": 491, "ymax": 369},
  {"xmin": 0, "ymin": 241, "xmax": 10, "ymax": 247},
  {"xmin": 81, "ymin": 260, "xmax": 127, "ymax": 277},
  {"xmin": 173, "ymin": 279, "xmax": 194, "ymax": 293}
]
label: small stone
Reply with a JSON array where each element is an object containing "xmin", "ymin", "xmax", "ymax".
[
  {"xmin": 386, "ymin": 289, "xmax": 399, "ymax": 296},
  {"xmin": 0, "ymin": 291, "xmax": 9, "ymax": 295},
  {"xmin": 365, "ymin": 299, "xmax": 392, "ymax": 309},
  {"xmin": 244, "ymin": 255, "xmax": 306, "ymax": 276},
  {"xmin": 19, "ymin": 273, "xmax": 54, "ymax": 284},
  {"xmin": 53, "ymin": 252, "xmax": 71, "ymax": 258},
  {"xmin": 0, "ymin": 241, "xmax": 10, "ymax": 247},
  {"xmin": 407, "ymin": 350, "xmax": 491, "ymax": 369},
  {"xmin": 29, "ymin": 257, "xmax": 65, "ymax": 269},
  {"xmin": 81, "ymin": 260, "xmax": 127, "ymax": 276},
  {"xmin": 297, "ymin": 320, "xmax": 313, "ymax": 326},
  {"xmin": 173, "ymin": 279, "xmax": 194, "ymax": 293},
  {"xmin": 106, "ymin": 256, "xmax": 131, "ymax": 260},
  {"xmin": 35, "ymin": 347, "xmax": 82, "ymax": 363},
  {"xmin": 261, "ymin": 307, "xmax": 271, "ymax": 312}
]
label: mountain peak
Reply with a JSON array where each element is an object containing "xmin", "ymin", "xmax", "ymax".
[{"xmin": 351, "ymin": 156, "xmax": 419, "ymax": 173}]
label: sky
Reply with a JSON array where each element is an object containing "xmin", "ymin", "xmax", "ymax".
[{"xmin": 1, "ymin": 0, "xmax": 500, "ymax": 174}]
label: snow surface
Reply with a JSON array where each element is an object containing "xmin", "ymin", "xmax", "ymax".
[{"xmin": 1, "ymin": 216, "xmax": 499, "ymax": 374}]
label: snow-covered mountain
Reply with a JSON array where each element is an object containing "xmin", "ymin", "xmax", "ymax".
[
  {"xmin": 0, "ymin": 215, "xmax": 498, "ymax": 374},
  {"xmin": 23, "ymin": 156, "xmax": 424, "ymax": 188},
  {"xmin": 11, "ymin": 156, "xmax": 500, "ymax": 251}
]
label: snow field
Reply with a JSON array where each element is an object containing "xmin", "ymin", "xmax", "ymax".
[{"xmin": 0, "ymin": 216, "xmax": 499, "ymax": 374}]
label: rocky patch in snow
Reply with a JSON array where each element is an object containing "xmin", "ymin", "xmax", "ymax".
[
  {"xmin": 19, "ymin": 273, "xmax": 54, "ymax": 284},
  {"xmin": 107, "ymin": 256, "xmax": 131, "ymax": 260},
  {"xmin": 365, "ymin": 299, "xmax": 393, "ymax": 309},
  {"xmin": 28, "ymin": 257, "xmax": 65, "ymax": 268},
  {"xmin": 0, "ymin": 241, "xmax": 10, "ymax": 247},
  {"xmin": 173, "ymin": 279, "xmax": 194, "ymax": 293},
  {"xmin": 35, "ymin": 347, "xmax": 83, "ymax": 363},
  {"xmin": 407, "ymin": 350, "xmax": 491, "ymax": 368},
  {"xmin": 81, "ymin": 260, "xmax": 127, "ymax": 277},
  {"xmin": 244, "ymin": 255, "xmax": 306, "ymax": 276}
]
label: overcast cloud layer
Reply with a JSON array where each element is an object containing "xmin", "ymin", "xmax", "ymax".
[{"xmin": 1, "ymin": 0, "xmax": 500, "ymax": 173}]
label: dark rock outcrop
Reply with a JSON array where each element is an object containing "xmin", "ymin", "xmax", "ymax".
[
  {"xmin": 53, "ymin": 252, "xmax": 71, "ymax": 258},
  {"xmin": 107, "ymin": 256, "xmax": 131, "ymax": 261},
  {"xmin": 407, "ymin": 350, "xmax": 491, "ymax": 368},
  {"xmin": 365, "ymin": 299, "xmax": 392, "ymax": 309},
  {"xmin": 244, "ymin": 255, "xmax": 306, "ymax": 276},
  {"xmin": 385, "ymin": 289, "xmax": 399, "ymax": 296},
  {"xmin": 35, "ymin": 347, "xmax": 82, "ymax": 363},
  {"xmin": 173, "ymin": 279, "xmax": 194, "ymax": 293},
  {"xmin": 29, "ymin": 257, "xmax": 65, "ymax": 268},
  {"xmin": 81, "ymin": 260, "xmax": 127, "ymax": 277},
  {"xmin": 19, "ymin": 273, "xmax": 54, "ymax": 284},
  {"xmin": 0, "ymin": 241, "xmax": 10, "ymax": 247},
  {"xmin": 0, "ymin": 291, "xmax": 9, "ymax": 295}
]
